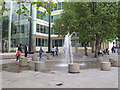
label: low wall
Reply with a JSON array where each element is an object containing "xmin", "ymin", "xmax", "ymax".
[{"xmin": 36, "ymin": 47, "xmax": 92, "ymax": 52}]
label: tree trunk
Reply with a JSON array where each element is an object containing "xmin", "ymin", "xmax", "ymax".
[
  {"xmin": 95, "ymin": 35, "xmax": 100, "ymax": 58},
  {"xmin": 84, "ymin": 43, "xmax": 88, "ymax": 56}
]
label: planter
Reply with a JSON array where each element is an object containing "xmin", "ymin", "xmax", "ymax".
[
  {"xmin": 35, "ymin": 61, "xmax": 45, "ymax": 72},
  {"xmin": 68, "ymin": 63, "xmax": 80, "ymax": 73},
  {"xmin": 47, "ymin": 55, "xmax": 52, "ymax": 60},
  {"xmin": 19, "ymin": 57, "xmax": 27, "ymax": 67},
  {"xmin": 32, "ymin": 55, "xmax": 38, "ymax": 61},
  {"xmin": 109, "ymin": 57, "xmax": 116, "ymax": 66},
  {"xmin": 101, "ymin": 62, "xmax": 111, "ymax": 71}
]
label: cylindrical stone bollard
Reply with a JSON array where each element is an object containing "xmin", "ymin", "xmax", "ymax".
[
  {"xmin": 47, "ymin": 55, "xmax": 52, "ymax": 60},
  {"xmin": 19, "ymin": 57, "xmax": 27, "ymax": 67},
  {"xmin": 97, "ymin": 57, "xmax": 103, "ymax": 63},
  {"xmin": 32, "ymin": 55, "xmax": 38, "ymax": 61},
  {"xmin": 68, "ymin": 63, "xmax": 80, "ymax": 73},
  {"xmin": 109, "ymin": 57, "xmax": 116, "ymax": 66},
  {"xmin": 101, "ymin": 62, "xmax": 111, "ymax": 71},
  {"xmin": 35, "ymin": 61, "xmax": 45, "ymax": 72},
  {"xmin": 118, "ymin": 48, "xmax": 120, "ymax": 55},
  {"xmin": 27, "ymin": 61, "xmax": 36, "ymax": 70},
  {"xmin": 113, "ymin": 61, "xmax": 120, "ymax": 67}
]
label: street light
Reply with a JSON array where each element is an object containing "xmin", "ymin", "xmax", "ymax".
[{"xmin": 46, "ymin": 1, "xmax": 51, "ymax": 53}]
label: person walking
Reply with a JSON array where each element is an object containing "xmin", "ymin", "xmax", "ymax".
[
  {"xmin": 55, "ymin": 46, "xmax": 59, "ymax": 56},
  {"xmin": 24, "ymin": 43, "xmax": 28, "ymax": 57},
  {"xmin": 39, "ymin": 47, "xmax": 44, "ymax": 60},
  {"xmin": 15, "ymin": 43, "xmax": 23, "ymax": 62},
  {"xmin": 111, "ymin": 46, "xmax": 114, "ymax": 53},
  {"xmin": 51, "ymin": 46, "xmax": 54, "ymax": 56}
]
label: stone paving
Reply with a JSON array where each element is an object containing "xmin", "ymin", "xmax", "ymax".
[{"xmin": 0, "ymin": 52, "xmax": 119, "ymax": 88}]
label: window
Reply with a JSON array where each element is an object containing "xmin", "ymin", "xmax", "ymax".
[
  {"xmin": 42, "ymin": 39, "xmax": 44, "ymax": 46},
  {"xmin": 36, "ymin": 24, "xmax": 39, "ymax": 32},
  {"xmin": 51, "ymin": 16, "xmax": 53, "ymax": 23},
  {"xmin": 52, "ymin": 40, "xmax": 55, "ymax": 47},
  {"xmin": 46, "ymin": 27, "xmax": 49, "ymax": 34},
  {"xmin": 21, "ymin": 25, "xmax": 24, "ymax": 33},
  {"xmin": 45, "ymin": 39, "xmax": 48, "ymax": 47},
  {"xmin": 55, "ymin": 40, "xmax": 58, "ymax": 47},
  {"xmin": 17, "ymin": 25, "xmax": 20, "ymax": 33},
  {"xmin": 59, "ymin": 39, "xmax": 62, "ymax": 47},
  {"xmin": 36, "ymin": 38, "xmax": 38, "ymax": 46},
  {"xmin": 58, "ymin": 2, "xmax": 61, "ymax": 10},
  {"xmin": 38, "ymin": 38, "xmax": 41, "ymax": 46}
]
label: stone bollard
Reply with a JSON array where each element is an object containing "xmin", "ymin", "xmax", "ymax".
[
  {"xmin": 27, "ymin": 61, "xmax": 36, "ymax": 70},
  {"xmin": 68, "ymin": 63, "xmax": 80, "ymax": 73},
  {"xmin": 113, "ymin": 61, "xmax": 120, "ymax": 67},
  {"xmin": 118, "ymin": 48, "xmax": 120, "ymax": 55},
  {"xmin": 35, "ymin": 61, "xmax": 45, "ymax": 72},
  {"xmin": 109, "ymin": 57, "xmax": 116, "ymax": 66},
  {"xmin": 101, "ymin": 62, "xmax": 111, "ymax": 71},
  {"xmin": 47, "ymin": 55, "xmax": 52, "ymax": 60},
  {"xmin": 19, "ymin": 57, "xmax": 28, "ymax": 67},
  {"xmin": 97, "ymin": 57, "xmax": 103, "ymax": 63},
  {"xmin": 32, "ymin": 55, "xmax": 38, "ymax": 61}
]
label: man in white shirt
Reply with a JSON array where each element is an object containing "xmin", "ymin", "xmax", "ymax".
[{"xmin": 51, "ymin": 46, "xmax": 54, "ymax": 56}]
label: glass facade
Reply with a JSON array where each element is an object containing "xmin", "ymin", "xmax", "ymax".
[
  {"xmin": 10, "ymin": 2, "xmax": 31, "ymax": 49},
  {"xmin": 1, "ymin": 2, "xmax": 34, "ymax": 51},
  {"xmin": 36, "ymin": 38, "xmax": 48, "ymax": 47},
  {"xmin": 36, "ymin": 24, "xmax": 54, "ymax": 34},
  {"xmin": 52, "ymin": 39, "xmax": 64, "ymax": 47}
]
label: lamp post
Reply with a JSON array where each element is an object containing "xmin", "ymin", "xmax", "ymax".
[
  {"xmin": 47, "ymin": 2, "xmax": 51, "ymax": 53},
  {"xmin": 47, "ymin": 14, "xmax": 51, "ymax": 53},
  {"xmin": 29, "ymin": 3, "xmax": 32, "ymax": 52}
]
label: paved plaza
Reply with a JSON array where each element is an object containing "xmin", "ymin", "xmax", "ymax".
[{"xmin": 0, "ymin": 52, "xmax": 119, "ymax": 88}]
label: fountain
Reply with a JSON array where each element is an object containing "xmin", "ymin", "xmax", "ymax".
[
  {"xmin": 62, "ymin": 32, "xmax": 80, "ymax": 73},
  {"xmin": 63, "ymin": 32, "xmax": 77, "ymax": 64}
]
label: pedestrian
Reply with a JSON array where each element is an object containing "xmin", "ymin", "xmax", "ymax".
[
  {"xmin": 39, "ymin": 47, "xmax": 44, "ymax": 60},
  {"xmin": 106, "ymin": 48, "xmax": 109, "ymax": 55},
  {"xmin": 15, "ymin": 43, "xmax": 23, "ymax": 62},
  {"xmin": 55, "ymin": 46, "xmax": 59, "ymax": 56},
  {"xmin": 24, "ymin": 43, "xmax": 28, "ymax": 57},
  {"xmin": 15, "ymin": 45, "xmax": 19, "ymax": 61},
  {"xmin": 111, "ymin": 46, "xmax": 114, "ymax": 53},
  {"xmin": 98, "ymin": 49, "xmax": 103, "ymax": 56},
  {"xmin": 51, "ymin": 46, "xmax": 54, "ymax": 56}
]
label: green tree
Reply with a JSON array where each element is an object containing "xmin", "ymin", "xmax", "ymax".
[{"xmin": 53, "ymin": 2, "xmax": 118, "ymax": 57}]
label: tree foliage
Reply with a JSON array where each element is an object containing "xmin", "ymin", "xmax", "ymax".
[{"xmin": 53, "ymin": 2, "xmax": 118, "ymax": 57}]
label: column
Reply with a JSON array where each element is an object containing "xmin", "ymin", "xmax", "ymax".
[{"xmin": 8, "ymin": 1, "xmax": 12, "ymax": 52}]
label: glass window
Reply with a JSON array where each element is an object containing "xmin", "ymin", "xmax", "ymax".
[
  {"xmin": 42, "ymin": 39, "xmax": 44, "ymax": 46},
  {"xmin": 55, "ymin": 40, "xmax": 58, "ymax": 47},
  {"xmin": 54, "ymin": 4, "xmax": 57, "ymax": 10},
  {"xmin": 51, "ymin": 16, "xmax": 53, "ymax": 23},
  {"xmin": 58, "ymin": 2, "xmax": 61, "ymax": 10},
  {"xmin": 17, "ymin": 25, "xmax": 20, "ymax": 33},
  {"xmin": 36, "ymin": 38, "xmax": 38, "ymax": 46},
  {"xmin": 21, "ymin": 25, "xmax": 24, "ymax": 33},
  {"xmin": 40, "ymin": 25, "xmax": 42, "ymax": 33},
  {"xmin": 46, "ymin": 27, "xmax": 48, "ymax": 34},
  {"xmin": 38, "ymin": 38, "xmax": 41, "ymax": 46},
  {"xmin": 45, "ymin": 39, "xmax": 48, "ymax": 47},
  {"xmin": 36, "ymin": 24, "xmax": 39, "ymax": 32},
  {"xmin": 59, "ymin": 39, "xmax": 62, "ymax": 47},
  {"xmin": 52, "ymin": 40, "xmax": 55, "ymax": 47}
]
